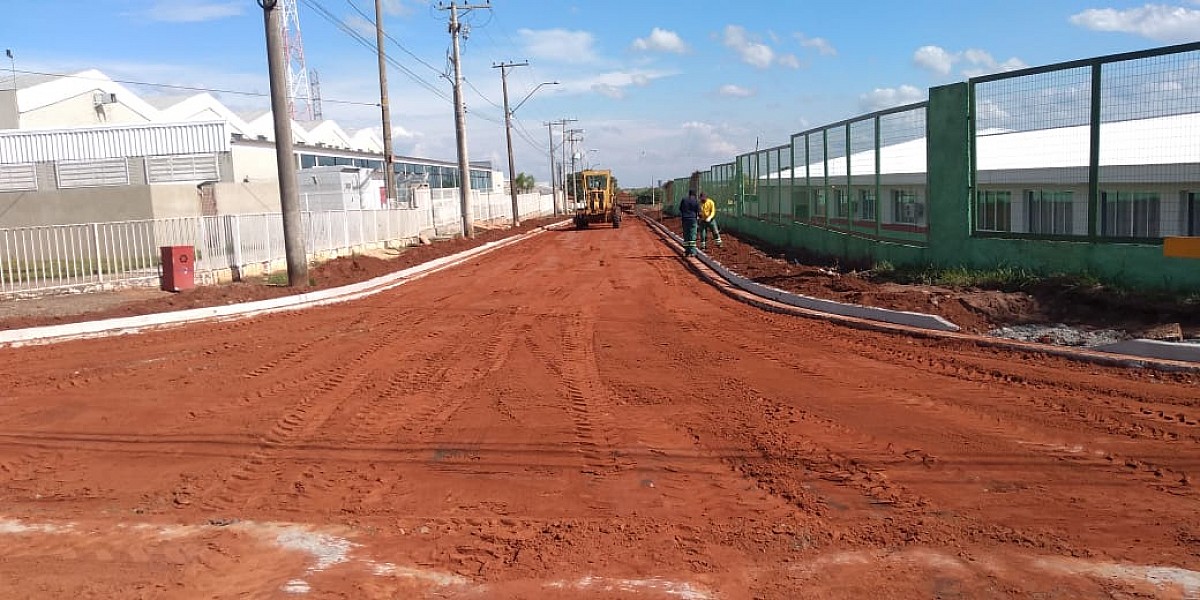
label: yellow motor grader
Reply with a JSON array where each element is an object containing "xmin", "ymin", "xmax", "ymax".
[{"xmin": 571, "ymin": 169, "xmax": 621, "ymax": 229}]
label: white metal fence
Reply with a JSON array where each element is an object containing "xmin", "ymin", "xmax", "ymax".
[{"xmin": 0, "ymin": 190, "xmax": 555, "ymax": 296}]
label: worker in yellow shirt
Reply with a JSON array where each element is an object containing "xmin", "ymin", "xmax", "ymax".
[{"xmin": 698, "ymin": 192, "xmax": 722, "ymax": 250}]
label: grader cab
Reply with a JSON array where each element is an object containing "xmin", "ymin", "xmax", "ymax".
[{"xmin": 572, "ymin": 169, "xmax": 621, "ymax": 229}]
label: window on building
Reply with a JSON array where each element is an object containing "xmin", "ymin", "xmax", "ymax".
[
  {"xmin": 0, "ymin": 163, "xmax": 37, "ymax": 192},
  {"xmin": 832, "ymin": 188, "xmax": 847, "ymax": 218},
  {"xmin": 975, "ymin": 190, "xmax": 1012, "ymax": 232},
  {"xmin": 146, "ymin": 153, "xmax": 220, "ymax": 183},
  {"xmin": 56, "ymin": 158, "xmax": 129, "ymax": 188},
  {"xmin": 792, "ymin": 189, "xmax": 810, "ymax": 221},
  {"xmin": 856, "ymin": 188, "xmax": 877, "ymax": 221},
  {"xmin": 1026, "ymin": 190, "xmax": 1074, "ymax": 235},
  {"xmin": 891, "ymin": 189, "xmax": 922, "ymax": 225},
  {"xmin": 813, "ymin": 188, "xmax": 827, "ymax": 218},
  {"xmin": 470, "ymin": 168, "xmax": 491, "ymax": 191},
  {"xmin": 1188, "ymin": 192, "xmax": 1199, "ymax": 236},
  {"xmin": 1102, "ymin": 191, "xmax": 1160, "ymax": 238}
]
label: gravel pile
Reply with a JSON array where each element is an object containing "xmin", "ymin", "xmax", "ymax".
[{"xmin": 988, "ymin": 324, "xmax": 1128, "ymax": 347}]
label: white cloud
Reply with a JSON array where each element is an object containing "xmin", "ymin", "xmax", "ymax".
[
  {"xmin": 592, "ymin": 83, "xmax": 625, "ymax": 99},
  {"xmin": 914, "ymin": 45, "xmax": 1026, "ymax": 77},
  {"xmin": 682, "ymin": 121, "xmax": 740, "ymax": 157},
  {"xmin": 519, "ymin": 28, "xmax": 598, "ymax": 64},
  {"xmin": 718, "ymin": 84, "xmax": 755, "ymax": 98},
  {"xmin": 860, "ymin": 85, "xmax": 926, "ymax": 111},
  {"xmin": 380, "ymin": 0, "xmax": 413, "ymax": 17},
  {"xmin": 140, "ymin": 1, "xmax": 243, "ymax": 22},
  {"xmin": 553, "ymin": 69, "xmax": 669, "ymax": 99},
  {"xmin": 723, "ymin": 25, "xmax": 775, "ymax": 69},
  {"xmin": 631, "ymin": 28, "xmax": 689, "ymax": 54},
  {"xmin": 960, "ymin": 49, "xmax": 1027, "ymax": 77},
  {"xmin": 1070, "ymin": 5, "xmax": 1200, "ymax": 42},
  {"xmin": 777, "ymin": 54, "xmax": 802, "ymax": 69},
  {"xmin": 913, "ymin": 45, "xmax": 955, "ymax": 75},
  {"xmin": 796, "ymin": 34, "xmax": 837, "ymax": 56}
]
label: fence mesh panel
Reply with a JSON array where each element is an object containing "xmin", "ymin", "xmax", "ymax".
[{"xmin": 1098, "ymin": 50, "xmax": 1200, "ymax": 238}]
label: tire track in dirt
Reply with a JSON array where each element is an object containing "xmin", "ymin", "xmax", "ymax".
[
  {"xmin": 556, "ymin": 313, "xmax": 626, "ymax": 479},
  {"xmin": 395, "ymin": 311, "xmax": 527, "ymax": 442},
  {"xmin": 191, "ymin": 319, "xmax": 407, "ymax": 513},
  {"xmin": 604, "ymin": 252, "xmax": 1156, "ymax": 558},
  {"xmin": 272, "ymin": 314, "xmax": 512, "ymax": 515},
  {"xmin": 689, "ymin": 376, "xmax": 1086, "ymax": 555},
  {"xmin": 713, "ymin": 330, "xmax": 1199, "ymax": 497},
  {"xmin": 827, "ymin": 334, "xmax": 1200, "ymax": 439},
  {"xmin": 633, "ymin": 267, "xmax": 1200, "ymax": 564}
]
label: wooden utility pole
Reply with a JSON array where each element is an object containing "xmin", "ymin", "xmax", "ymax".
[
  {"xmin": 375, "ymin": 0, "xmax": 398, "ymax": 207},
  {"xmin": 439, "ymin": 1, "xmax": 489, "ymax": 238},
  {"xmin": 261, "ymin": 0, "xmax": 308, "ymax": 286},
  {"xmin": 493, "ymin": 60, "xmax": 527, "ymax": 227}
]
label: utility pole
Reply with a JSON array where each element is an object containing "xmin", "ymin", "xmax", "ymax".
[
  {"xmin": 566, "ymin": 128, "xmax": 583, "ymax": 211},
  {"xmin": 440, "ymin": 1, "xmax": 489, "ymax": 238},
  {"xmin": 375, "ymin": 0, "xmax": 398, "ymax": 207},
  {"xmin": 544, "ymin": 121, "xmax": 557, "ymax": 215},
  {"xmin": 555, "ymin": 118, "xmax": 576, "ymax": 213},
  {"xmin": 261, "ymin": 0, "xmax": 308, "ymax": 287},
  {"xmin": 492, "ymin": 60, "xmax": 527, "ymax": 227}
]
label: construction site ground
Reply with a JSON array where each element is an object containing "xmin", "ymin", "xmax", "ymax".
[{"xmin": 0, "ymin": 216, "xmax": 1198, "ymax": 598}]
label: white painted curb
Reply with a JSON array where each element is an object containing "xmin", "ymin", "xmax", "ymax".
[
  {"xmin": 643, "ymin": 217, "xmax": 960, "ymax": 332},
  {"xmin": 643, "ymin": 216, "xmax": 1200, "ymax": 366},
  {"xmin": 0, "ymin": 222, "xmax": 569, "ymax": 348},
  {"xmin": 1094, "ymin": 339, "xmax": 1200, "ymax": 363}
]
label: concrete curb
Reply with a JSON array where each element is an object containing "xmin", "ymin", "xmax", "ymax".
[
  {"xmin": 0, "ymin": 221, "xmax": 570, "ymax": 349},
  {"xmin": 641, "ymin": 215, "xmax": 1200, "ymax": 371}
]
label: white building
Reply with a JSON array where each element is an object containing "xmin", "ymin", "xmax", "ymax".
[{"xmin": 0, "ymin": 69, "xmax": 505, "ymax": 227}]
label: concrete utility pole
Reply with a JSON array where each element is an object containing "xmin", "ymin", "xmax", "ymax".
[
  {"xmin": 440, "ymin": 1, "xmax": 490, "ymax": 238},
  {"xmin": 544, "ymin": 122, "xmax": 557, "ymax": 215},
  {"xmin": 261, "ymin": 0, "xmax": 308, "ymax": 287},
  {"xmin": 555, "ymin": 118, "xmax": 576, "ymax": 212},
  {"xmin": 375, "ymin": 0, "xmax": 398, "ymax": 207},
  {"xmin": 492, "ymin": 60, "xmax": 527, "ymax": 227},
  {"xmin": 566, "ymin": 128, "xmax": 584, "ymax": 210}
]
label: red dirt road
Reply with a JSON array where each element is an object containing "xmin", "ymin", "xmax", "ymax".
[{"xmin": 1, "ymin": 219, "xmax": 1198, "ymax": 599}]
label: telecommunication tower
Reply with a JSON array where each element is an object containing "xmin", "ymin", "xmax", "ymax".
[{"xmin": 279, "ymin": 0, "xmax": 321, "ymax": 121}]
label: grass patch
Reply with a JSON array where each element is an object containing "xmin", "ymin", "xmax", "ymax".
[{"xmin": 870, "ymin": 262, "xmax": 1050, "ymax": 292}]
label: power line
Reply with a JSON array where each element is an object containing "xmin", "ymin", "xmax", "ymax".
[
  {"xmin": 11, "ymin": 68, "xmax": 379, "ymax": 108},
  {"xmin": 342, "ymin": 0, "xmax": 443, "ymax": 77},
  {"xmin": 463, "ymin": 76, "xmax": 503, "ymax": 111},
  {"xmin": 299, "ymin": 0, "xmax": 451, "ymax": 103}
]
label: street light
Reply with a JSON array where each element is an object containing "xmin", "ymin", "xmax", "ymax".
[
  {"xmin": 514, "ymin": 81, "xmax": 559, "ymax": 113},
  {"xmin": 500, "ymin": 77, "xmax": 560, "ymax": 227}
]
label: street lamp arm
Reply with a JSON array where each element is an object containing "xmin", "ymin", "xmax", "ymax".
[{"xmin": 512, "ymin": 81, "xmax": 559, "ymax": 114}]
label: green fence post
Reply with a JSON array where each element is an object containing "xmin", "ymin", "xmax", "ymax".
[{"xmin": 926, "ymin": 82, "xmax": 973, "ymax": 265}]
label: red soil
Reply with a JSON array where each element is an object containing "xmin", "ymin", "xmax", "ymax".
[{"xmin": 0, "ymin": 218, "xmax": 1197, "ymax": 598}]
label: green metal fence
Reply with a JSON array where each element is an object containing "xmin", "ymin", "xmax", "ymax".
[
  {"xmin": 970, "ymin": 42, "xmax": 1200, "ymax": 242},
  {"xmin": 663, "ymin": 41, "xmax": 1200, "ymax": 291}
]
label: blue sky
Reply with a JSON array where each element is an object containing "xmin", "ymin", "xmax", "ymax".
[{"xmin": 4, "ymin": 0, "xmax": 1199, "ymax": 187}]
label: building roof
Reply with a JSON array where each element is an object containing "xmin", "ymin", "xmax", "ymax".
[
  {"xmin": 771, "ymin": 111, "xmax": 1200, "ymax": 184},
  {"xmin": 10, "ymin": 69, "xmax": 383, "ymax": 154}
]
